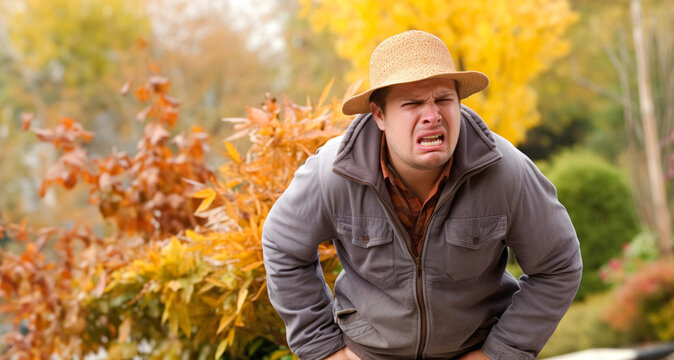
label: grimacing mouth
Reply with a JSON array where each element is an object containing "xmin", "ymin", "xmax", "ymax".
[{"xmin": 418, "ymin": 133, "xmax": 444, "ymax": 147}]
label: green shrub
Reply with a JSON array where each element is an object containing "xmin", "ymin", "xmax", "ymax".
[{"xmin": 545, "ymin": 151, "xmax": 640, "ymax": 299}]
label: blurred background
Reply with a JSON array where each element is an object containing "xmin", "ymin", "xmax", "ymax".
[{"xmin": 0, "ymin": 0, "xmax": 672, "ymax": 359}]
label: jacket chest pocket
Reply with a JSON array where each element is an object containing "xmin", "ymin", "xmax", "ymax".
[
  {"xmin": 336, "ymin": 217, "xmax": 395, "ymax": 285},
  {"xmin": 444, "ymin": 215, "xmax": 507, "ymax": 281}
]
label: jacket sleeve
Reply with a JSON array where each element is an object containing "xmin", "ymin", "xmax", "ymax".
[
  {"xmin": 262, "ymin": 151, "xmax": 345, "ymax": 360},
  {"xmin": 482, "ymin": 155, "xmax": 583, "ymax": 360}
]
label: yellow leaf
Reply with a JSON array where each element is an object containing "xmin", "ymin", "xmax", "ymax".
[
  {"xmin": 193, "ymin": 187, "xmax": 215, "ymax": 199},
  {"xmin": 236, "ymin": 287, "xmax": 248, "ymax": 313},
  {"xmin": 215, "ymin": 337, "xmax": 227, "ymax": 359},
  {"xmin": 205, "ymin": 277, "xmax": 229, "ymax": 289},
  {"xmin": 224, "ymin": 142, "xmax": 242, "ymax": 163},
  {"xmin": 198, "ymin": 282, "xmax": 217, "ymax": 295},
  {"xmin": 270, "ymin": 349, "xmax": 292, "ymax": 360},
  {"xmin": 177, "ymin": 304, "xmax": 191, "ymax": 339},
  {"xmin": 169, "ymin": 308, "xmax": 179, "ymax": 335},
  {"xmin": 227, "ymin": 328, "xmax": 236, "ymax": 345},
  {"xmin": 162, "ymin": 293, "xmax": 175, "ymax": 324},
  {"xmin": 185, "ymin": 229, "xmax": 205, "ymax": 242},
  {"xmin": 200, "ymin": 295, "xmax": 221, "ymax": 307},
  {"xmin": 241, "ymin": 260, "xmax": 265, "ymax": 272},
  {"xmin": 163, "ymin": 237, "xmax": 184, "ymax": 264},
  {"xmin": 217, "ymin": 314, "xmax": 235, "ymax": 334},
  {"xmin": 193, "ymin": 188, "xmax": 216, "ymax": 213},
  {"xmin": 226, "ymin": 180, "xmax": 241, "ymax": 189},
  {"xmin": 316, "ymin": 77, "xmax": 334, "ymax": 109}
]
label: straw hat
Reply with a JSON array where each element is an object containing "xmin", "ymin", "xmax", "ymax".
[{"xmin": 342, "ymin": 30, "xmax": 489, "ymax": 115}]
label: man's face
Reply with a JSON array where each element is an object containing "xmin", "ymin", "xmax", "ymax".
[{"xmin": 370, "ymin": 78, "xmax": 461, "ymax": 177}]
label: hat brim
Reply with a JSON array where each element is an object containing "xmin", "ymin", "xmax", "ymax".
[{"xmin": 341, "ymin": 71, "xmax": 489, "ymax": 115}]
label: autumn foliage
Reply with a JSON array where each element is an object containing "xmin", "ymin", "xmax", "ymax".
[
  {"xmin": 300, "ymin": 0, "xmax": 577, "ymax": 145},
  {"xmin": 603, "ymin": 260, "xmax": 674, "ymax": 342},
  {"xmin": 0, "ymin": 73, "xmax": 355, "ymax": 359}
]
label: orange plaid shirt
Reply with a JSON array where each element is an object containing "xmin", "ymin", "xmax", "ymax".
[{"xmin": 380, "ymin": 135, "xmax": 452, "ymax": 257}]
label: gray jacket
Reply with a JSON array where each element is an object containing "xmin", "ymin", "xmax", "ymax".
[{"xmin": 262, "ymin": 105, "xmax": 582, "ymax": 360}]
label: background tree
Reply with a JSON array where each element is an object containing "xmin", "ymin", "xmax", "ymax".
[
  {"xmin": 545, "ymin": 0, "xmax": 673, "ymax": 255},
  {"xmin": 299, "ymin": 0, "xmax": 577, "ymax": 145}
]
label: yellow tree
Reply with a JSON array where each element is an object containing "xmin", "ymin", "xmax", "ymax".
[
  {"xmin": 6, "ymin": 0, "xmax": 148, "ymax": 87},
  {"xmin": 300, "ymin": 0, "xmax": 577, "ymax": 145}
]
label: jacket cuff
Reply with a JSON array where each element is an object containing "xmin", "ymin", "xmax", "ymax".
[
  {"xmin": 482, "ymin": 335, "xmax": 535, "ymax": 360},
  {"xmin": 295, "ymin": 333, "xmax": 345, "ymax": 360}
]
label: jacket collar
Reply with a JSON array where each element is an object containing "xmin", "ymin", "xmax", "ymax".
[{"xmin": 332, "ymin": 105, "xmax": 502, "ymax": 190}]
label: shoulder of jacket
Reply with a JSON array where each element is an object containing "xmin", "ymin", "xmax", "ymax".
[
  {"xmin": 311, "ymin": 135, "xmax": 350, "ymax": 186},
  {"xmin": 484, "ymin": 133, "xmax": 535, "ymax": 186}
]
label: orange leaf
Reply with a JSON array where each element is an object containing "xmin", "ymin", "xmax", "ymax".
[
  {"xmin": 224, "ymin": 142, "xmax": 241, "ymax": 163},
  {"xmin": 21, "ymin": 113, "xmax": 33, "ymax": 131},
  {"xmin": 60, "ymin": 117, "xmax": 75, "ymax": 129},
  {"xmin": 134, "ymin": 86, "xmax": 150, "ymax": 102},
  {"xmin": 241, "ymin": 260, "xmax": 264, "ymax": 272},
  {"xmin": 193, "ymin": 188, "xmax": 216, "ymax": 213},
  {"xmin": 21, "ymin": 243, "xmax": 36, "ymax": 262}
]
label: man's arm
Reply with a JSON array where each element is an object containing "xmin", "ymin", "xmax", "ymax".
[
  {"xmin": 482, "ymin": 156, "xmax": 583, "ymax": 360},
  {"xmin": 262, "ymin": 153, "xmax": 345, "ymax": 360}
]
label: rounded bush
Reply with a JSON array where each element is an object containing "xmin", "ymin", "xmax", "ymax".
[{"xmin": 545, "ymin": 151, "xmax": 640, "ymax": 299}]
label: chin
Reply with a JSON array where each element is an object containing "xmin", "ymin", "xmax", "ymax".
[{"xmin": 416, "ymin": 157, "xmax": 450, "ymax": 170}]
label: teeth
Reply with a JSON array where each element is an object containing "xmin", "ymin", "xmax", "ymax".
[{"xmin": 419, "ymin": 134, "xmax": 443, "ymax": 147}]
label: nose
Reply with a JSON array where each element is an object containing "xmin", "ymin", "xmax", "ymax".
[{"xmin": 420, "ymin": 102, "xmax": 442, "ymax": 126}]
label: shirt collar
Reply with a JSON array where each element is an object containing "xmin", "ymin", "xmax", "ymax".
[{"xmin": 380, "ymin": 133, "xmax": 453, "ymax": 197}]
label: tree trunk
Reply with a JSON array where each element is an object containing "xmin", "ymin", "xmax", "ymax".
[{"xmin": 630, "ymin": 0, "xmax": 672, "ymax": 257}]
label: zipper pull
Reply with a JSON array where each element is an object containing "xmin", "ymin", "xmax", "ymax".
[{"xmin": 415, "ymin": 257, "xmax": 422, "ymax": 275}]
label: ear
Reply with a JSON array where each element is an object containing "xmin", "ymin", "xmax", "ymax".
[{"xmin": 370, "ymin": 102, "xmax": 386, "ymax": 131}]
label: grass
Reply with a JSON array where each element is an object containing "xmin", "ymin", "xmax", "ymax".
[{"xmin": 540, "ymin": 291, "xmax": 632, "ymax": 358}]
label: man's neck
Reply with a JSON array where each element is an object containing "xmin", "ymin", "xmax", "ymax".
[{"xmin": 391, "ymin": 162, "xmax": 446, "ymax": 202}]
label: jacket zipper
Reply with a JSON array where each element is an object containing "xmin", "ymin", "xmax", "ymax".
[
  {"xmin": 414, "ymin": 163, "xmax": 502, "ymax": 357},
  {"xmin": 334, "ymin": 159, "xmax": 498, "ymax": 359},
  {"xmin": 412, "ymin": 161, "xmax": 502, "ymax": 359}
]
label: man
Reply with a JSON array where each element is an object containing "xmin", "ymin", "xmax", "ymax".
[{"xmin": 262, "ymin": 30, "xmax": 582, "ymax": 360}]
